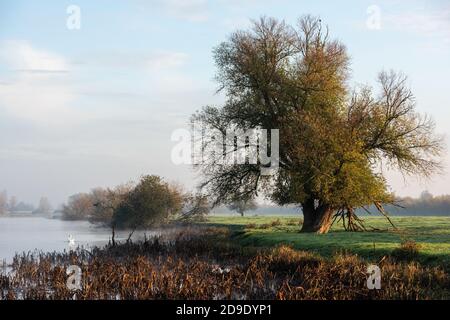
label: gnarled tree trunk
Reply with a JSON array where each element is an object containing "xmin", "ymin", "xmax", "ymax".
[{"xmin": 300, "ymin": 199, "xmax": 334, "ymax": 234}]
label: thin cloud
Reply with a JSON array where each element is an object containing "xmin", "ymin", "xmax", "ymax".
[
  {"xmin": 14, "ymin": 69, "xmax": 69, "ymax": 74},
  {"xmin": 164, "ymin": 0, "xmax": 209, "ymax": 22},
  {"xmin": 0, "ymin": 41, "xmax": 81, "ymax": 126},
  {"xmin": 76, "ymin": 51, "xmax": 188, "ymax": 70},
  {"xmin": 147, "ymin": 51, "xmax": 189, "ymax": 70},
  {"xmin": 0, "ymin": 40, "xmax": 69, "ymax": 72},
  {"xmin": 386, "ymin": 6, "xmax": 450, "ymax": 44},
  {"xmin": 133, "ymin": 0, "xmax": 209, "ymax": 22}
]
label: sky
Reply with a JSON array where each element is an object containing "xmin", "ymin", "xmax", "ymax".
[{"xmin": 0, "ymin": 0, "xmax": 449, "ymax": 207}]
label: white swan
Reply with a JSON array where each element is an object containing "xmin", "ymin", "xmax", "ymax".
[{"xmin": 68, "ymin": 234, "xmax": 76, "ymax": 246}]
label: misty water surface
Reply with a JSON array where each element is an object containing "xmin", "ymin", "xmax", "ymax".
[{"xmin": 0, "ymin": 216, "xmax": 152, "ymax": 263}]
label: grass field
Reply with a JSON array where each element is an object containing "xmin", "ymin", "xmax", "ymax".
[{"xmin": 204, "ymin": 216, "xmax": 450, "ymax": 268}]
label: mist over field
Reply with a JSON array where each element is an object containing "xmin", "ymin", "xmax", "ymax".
[{"xmin": 1, "ymin": 0, "xmax": 449, "ymax": 304}]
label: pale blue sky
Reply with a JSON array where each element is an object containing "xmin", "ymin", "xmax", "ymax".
[{"xmin": 0, "ymin": 0, "xmax": 449, "ymax": 206}]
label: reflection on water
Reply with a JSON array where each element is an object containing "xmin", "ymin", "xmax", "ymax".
[{"xmin": 0, "ymin": 216, "xmax": 152, "ymax": 262}]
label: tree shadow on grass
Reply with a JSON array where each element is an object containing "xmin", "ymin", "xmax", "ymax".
[{"xmin": 202, "ymin": 221, "xmax": 450, "ymax": 270}]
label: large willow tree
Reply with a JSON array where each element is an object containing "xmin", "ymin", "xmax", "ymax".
[{"xmin": 193, "ymin": 16, "xmax": 443, "ymax": 233}]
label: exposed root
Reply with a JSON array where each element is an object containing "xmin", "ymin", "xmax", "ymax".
[{"xmin": 332, "ymin": 202, "xmax": 399, "ymax": 232}]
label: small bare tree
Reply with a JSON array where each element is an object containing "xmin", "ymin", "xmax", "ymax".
[
  {"xmin": 35, "ymin": 197, "xmax": 52, "ymax": 214},
  {"xmin": 8, "ymin": 196, "xmax": 17, "ymax": 212},
  {"xmin": 228, "ymin": 198, "xmax": 257, "ymax": 217},
  {"xmin": 0, "ymin": 190, "xmax": 7, "ymax": 215}
]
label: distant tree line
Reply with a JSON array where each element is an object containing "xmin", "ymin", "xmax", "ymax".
[
  {"xmin": 218, "ymin": 191, "xmax": 450, "ymax": 217},
  {"xmin": 60, "ymin": 175, "xmax": 210, "ymax": 230},
  {"xmin": 383, "ymin": 191, "xmax": 450, "ymax": 216},
  {"xmin": 0, "ymin": 190, "xmax": 52, "ymax": 215}
]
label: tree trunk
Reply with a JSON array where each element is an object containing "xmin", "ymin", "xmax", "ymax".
[
  {"xmin": 111, "ymin": 225, "xmax": 116, "ymax": 247},
  {"xmin": 300, "ymin": 199, "xmax": 334, "ymax": 234}
]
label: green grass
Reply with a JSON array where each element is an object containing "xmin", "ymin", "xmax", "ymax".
[{"xmin": 203, "ymin": 215, "xmax": 450, "ymax": 268}]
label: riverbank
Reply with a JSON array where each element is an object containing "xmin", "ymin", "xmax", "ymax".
[{"xmin": 1, "ymin": 223, "xmax": 449, "ymax": 300}]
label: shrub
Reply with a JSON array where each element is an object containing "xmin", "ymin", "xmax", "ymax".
[
  {"xmin": 113, "ymin": 175, "xmax": 183, "ymax": 229},
  {"xmin": 286, "ymin": 219, "xmax": 298, "ymax": 226},
  {"xmin": 270, "ymin": 219, "xmax": 282, "ymax": 227}
]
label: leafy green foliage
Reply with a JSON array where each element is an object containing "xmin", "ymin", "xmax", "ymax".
[{"xmin": 113, "ymin": 175, "xmax": 183, "ymax": 229}]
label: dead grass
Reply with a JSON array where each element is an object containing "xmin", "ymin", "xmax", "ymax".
[
  {"xmin": 0, "ymin": 227, "xmax": 448, "ymax": 300},
  {"xmin": 247, "ymin": 219, "xmax": 284, "ymax": 230}
]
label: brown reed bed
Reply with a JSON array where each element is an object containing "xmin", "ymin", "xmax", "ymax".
[{"xmin": 1, "ymin": 226, "xmax": 448, "ymax": 300}]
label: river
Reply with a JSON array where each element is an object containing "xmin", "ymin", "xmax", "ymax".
[{"xmin": 0, "ymin": 216, "xmax": 148, "ymax": 263}]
